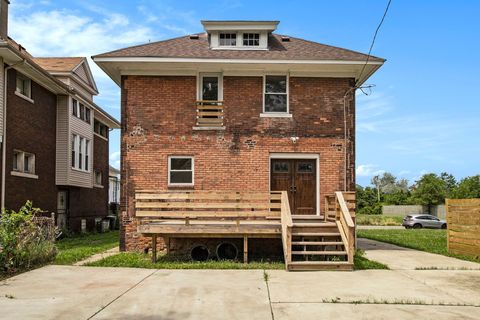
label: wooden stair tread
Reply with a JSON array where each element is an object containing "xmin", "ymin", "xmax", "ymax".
[
  {"xmin": 292, "ymin": 232, "xmax": 341, "ymax": 237},
  {"xmin": 291, "ymin": 250, "xmax": 347, "ymax": 255},
  {"xmin": 293, "ymin": 222, "xmax": 337, "ymax": 227},
  {"xmin": 292, "ymin": 215, "xmax": 325, "ymax": 220},
  {"xmin": 292, "ymin": 241, "xmax": 343, "ymax": 246}
]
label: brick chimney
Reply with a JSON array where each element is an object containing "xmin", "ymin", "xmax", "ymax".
[{"xmin": 0, "ymin": 0, "xmax": 9, "ymax": 39}]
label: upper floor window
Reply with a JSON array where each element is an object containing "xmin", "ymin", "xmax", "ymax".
[
  {"xmin": 16, "ymin": 73, "xmax": 32, "ymax": 99},
  {"xmin": 243, "ymin": 33, "xmax": 260, "ymax": 46},
  {"xmin": 13, "ymin": 150, "xmax": 35, "ymax": 174},
  {"xmin": 71, "ymin": 134, "xmax": 90, "ymax": 172},
  {"xmin": 264, "ymin": 75, "xmax": 288, "ymax": 113},
  {"xmin": 168, "ymin": 156, "xmax": 194, "ymax": 186},
  {"xmin": 94, "ymin": 119, "xmax": 108, "ymax": 139},
  {"xmin": 219, "ymin": 33, "xmax": 236, "ymax": 46},
  {"xmin": 72, "ymin": 98, "xmax": 91, "ymax": 124}
]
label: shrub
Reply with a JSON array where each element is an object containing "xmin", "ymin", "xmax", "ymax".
[
  {"xmin": 0, "ymin": 201, "xmax": 57, "ymax": 276},
  {"xmin": 357, "ymin": 203, "xmax": 383, "ymax": 215}
]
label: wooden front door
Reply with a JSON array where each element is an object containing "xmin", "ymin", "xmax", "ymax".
[{"xmin": 270, "ymin": 159, "xmax": 317, "ymax": 215}]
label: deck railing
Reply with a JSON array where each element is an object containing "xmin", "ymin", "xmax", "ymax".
[
  {"xmin": 334, "ymin": 191, "xmax": 356, "ymax": 264},
  {"xmin": 195, "ymin": 100, "xmax": 224, "ymax": 128},
  {"xmin": 280, "ymin": 191, "xmax": 293, "ymax": 270}
]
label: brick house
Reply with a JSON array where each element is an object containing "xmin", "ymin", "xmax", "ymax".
[
  {"xmin": 94, "ymin": 20, "xmax": 384, "ymax": 270},
  {"xmin": 0, "ymin": 0, "xmax": 120, "ymax": 232}
]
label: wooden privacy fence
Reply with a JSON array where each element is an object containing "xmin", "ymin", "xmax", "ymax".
[{"xmin": 446, "ymin": 199, "xmax": 480, "ymax": 258}]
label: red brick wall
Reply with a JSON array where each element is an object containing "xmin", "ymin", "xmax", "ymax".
[
  {"xmin": 120, "ymin": 75, "xmax": 355, "ymax": 251},
  {"xmin": 2, "ymin": 69, "xmax": 57, "ymax": 213}
]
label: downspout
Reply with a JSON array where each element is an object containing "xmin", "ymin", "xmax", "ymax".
[
  {"xmin": 1, "ymin": 59, "xmax": 25, "ymax": 209},
  {"xmin": 342, "ymin": 86, "xmax": 356, "ymax": 192}
]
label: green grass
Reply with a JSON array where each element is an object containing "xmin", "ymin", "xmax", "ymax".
[
  {"xmin": 54, "ymin": 231, "xmax": 119, "ymax": 265},
  {"xmin": 356, "ymin": 214, "xmax": 404, "ymax": 226},
  {"xmin": 358, "ymin": 229, "xmax": 480, "ymax": 263},
  {"xmin": 85, "ymin": 252, "xmax": 285, "ymax": 269},
  {"xmin": 85, "ymin": 250, "xmax": 387, "ymax": 270},
  {"xmin": 354, "ymin": 250, "xmax": 389, "ymax": 270}
]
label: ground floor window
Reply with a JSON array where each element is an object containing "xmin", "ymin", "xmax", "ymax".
[
  {"xmin": 13, "ymin": 150, "xmax": 35, "ymax": 174},
  {"xmin": 168, "ymin": 156, "xmax": 194, "ymax": 186}
]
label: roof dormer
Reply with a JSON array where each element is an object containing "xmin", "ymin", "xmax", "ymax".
[{"xmin": 201, "ymin": 20, "xmax": 279, "ymax": 50}]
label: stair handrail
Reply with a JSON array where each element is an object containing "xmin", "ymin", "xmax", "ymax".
[
  {"xmin": 335, "ymin": 191, "xmax": 355, "ymax": 264},
  {"xmin": 280, "ymin": 191, "xmax": 293, "ymax": 269}
]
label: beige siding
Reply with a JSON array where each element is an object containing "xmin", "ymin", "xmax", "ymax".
[
  {"xmin": 74, "ymin": 63, "xmax": 90, "ymax": 85},
  {"xmin": 0, "ymin": 57, "xmax": 4, "ymax": 140},
  {"xmin": 70, "ymin": 79, "xmax": 93, "ymax": 101},
  {"xmin": 55, "ymin": 95, "xmax": 69, "ymax": 185},
  {"xmin": 68, "ymin": 97, "xmax": 93, "ymax": 188}
]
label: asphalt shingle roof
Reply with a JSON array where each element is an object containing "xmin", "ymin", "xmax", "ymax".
[{"xmin": 94, "ymin": 33, "xmax": 384, "ymax": 62}]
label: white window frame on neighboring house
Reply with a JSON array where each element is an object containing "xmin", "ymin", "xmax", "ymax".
[
  {"xmin": 15, "ymin": 72, "xmax": 34, "ymax": 103},
  {"xmin": 11, "ymin": 150, "xmax": 38, "ymax": 179},
  {"xmin": 168, "ymin": 156, "xmax": 194, "ymax": 186},
  {"xmin": 94, "ymin": 171, "xmax": 103, "ymax": 188},
  {"xmin": 261, "ymin": 74, "xmax": 291, "ymax": 117},
  {"xmin": 71, "ymin": 134, "xmax": 91, "ymax": 172},
  {"xmin": 71, "ymin": 97, "xmax": 92, "ymax": 124}
]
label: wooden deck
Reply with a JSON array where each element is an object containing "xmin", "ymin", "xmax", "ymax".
[{"xmin": 135, "ymin": 190, "xmax": 355, "ymax": 271}]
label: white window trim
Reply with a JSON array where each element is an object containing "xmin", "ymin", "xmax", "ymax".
[
  {"xmin": 71, "ymin": 97, "xmax": 92, "ymax": 124},
  {"xmin": 14, "ymin": 90, "xmax": 34, "ymax": 104},
  {"xmin": 13, "ymin": 150, "xmax": 36, "ymax": 175},
  {"xmin": 197, "ymin": 73, "xmax": 223, "ymax": 101},
  {"xmin": 71, "ymin": 134, "xmax": 91, "ymax": 173},
  {"xmin": 218, "ymin": 32, "xmax": 237, "ymax": 47},
  {"xmin": 168, "ymin": 156, "xmax": 194, "ymax": 186},
  {"xmin": 262, "ymin": 74, "xmax": 290, "ymax": 115},
  {"xmin": 11, "ymin": 171, "xmax": 39, "ymax": 179},
  {"xmin": 94, "ymin": 171, "xmax": 103, "ymax": 187}
]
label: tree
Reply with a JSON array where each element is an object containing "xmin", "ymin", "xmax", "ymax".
[
  {"xmin": 371, "ymin": 172, "xmax": 397, "ymax": 201},
  {"xmin": 356, "ymin": 185, "xmax": 377, "ymax": 210},
  {"xmin": 411, "ymin": 173, "xmax": 447, "ymax": 214},
  {"xmin": 451, "ymin": 175, "xmax": 480, "ymax": 199},
  {"xmin": 440, "ymin": 172, "xmax": 457, "ymax": 198}
]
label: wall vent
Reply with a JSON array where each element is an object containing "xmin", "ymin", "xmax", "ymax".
[
  {"xmin": 281, "ymin": 36, "xmax": 290, "ymax": 42},
  {"xmin": 189, "ymin": 34, "xmax": 199, "ymax": 40}
]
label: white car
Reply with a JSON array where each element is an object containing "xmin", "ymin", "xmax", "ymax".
[{"xmin": 402, "ymin": 214, "xmax": 447, "ymax": 229}]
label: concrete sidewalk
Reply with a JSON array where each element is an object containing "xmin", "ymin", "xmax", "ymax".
[
  {"xmin": 1, "ymin": 265, "xmax": 479, "ymax": 320},
  {"xmin": 358, "ymin": 238, "xmax": 480, "ymax": 270}
]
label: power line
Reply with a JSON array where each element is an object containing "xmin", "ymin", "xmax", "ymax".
[{"xmin": 356, "ymin": 0, "xmax": 392, "ymax": 87}]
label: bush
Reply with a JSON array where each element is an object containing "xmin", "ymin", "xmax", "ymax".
[
  {"xmin": 357, "ymin": 203, "xmax": 383, "ymax": 215},
  {"xmin": 0, "ymin": 201, "xmax": 57, "ymax": 276}
]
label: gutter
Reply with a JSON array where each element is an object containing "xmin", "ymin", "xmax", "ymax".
[{"xmin": 1, "ymin": 59, "xmax": 25, "ymax": 209}]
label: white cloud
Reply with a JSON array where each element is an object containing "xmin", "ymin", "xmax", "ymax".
[
  {"xmin": 109, "ymin": 151, "xmax": 121, "ymax": 168},
  {"xmin": 356, "ymin": 164, "xmax": 385, "ymax": 177}
]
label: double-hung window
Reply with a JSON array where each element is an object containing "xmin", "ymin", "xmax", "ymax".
[
  {"xmin": 264, "ymin": 75, "xmax": 288, "ymax": 113},
  {"xmin": 243, "ymin": 33, "xmax": 260, "ymax": 46},
  {"xmin": 13, "ymin": 150, "xmax": 35, "ymax": 174},
  {"xmin": 72, "ymin": 98, "xmax": 91, "ymax": 124},
  {"xmin": 71, "ymin": 134, "xmax": 90, "ymax": 172},
  {"xmin": 219, "ymin": 33, "xmax": 236, "ymax": 46},
  {"xmin": 168, "ymin": 156, "xmax": 194, "ymax": 186},
  {"xmin": 16, "ymin": 73, "xmax": 32, "ymax": 100}
]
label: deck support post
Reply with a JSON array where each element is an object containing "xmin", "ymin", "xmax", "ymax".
[
  {"xmin": 166, "ymin": 237, "xmax": 170, "ymax": 255},
  {"xmin": 243, "ymin": 236, "xmax": 248, "ymax": 263},
  {"xmin": 152, "ymin": 235, "xmax": 157, "ymax": 263}
]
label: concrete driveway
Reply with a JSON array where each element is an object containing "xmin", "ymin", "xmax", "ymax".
[{"xmin": 1, "ymin": 263, "xmax": 479, "ymax": 320}]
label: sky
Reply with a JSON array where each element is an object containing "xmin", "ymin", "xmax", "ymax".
[{"xmin": 7, "ymin": 0, "xmax": 480, "ymax": 187}]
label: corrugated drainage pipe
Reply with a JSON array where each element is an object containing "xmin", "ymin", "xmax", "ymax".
[
  {"xmin": 216, "ymin": 242, "xmax": 238, "ymax": 260},
  {"xmin": 190, "ymin": 245, "xmax": 209, "ymax": 261}
]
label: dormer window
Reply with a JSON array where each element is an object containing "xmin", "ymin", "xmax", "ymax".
[
  {"xmin": 243, "ymin": 33, "xmax": 260, "ymax": 46},
  {"xmin": 219, "ymin": 33, "xmax": 236, "ymax": 46}
]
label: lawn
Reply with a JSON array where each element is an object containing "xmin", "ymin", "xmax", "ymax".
[
  {"xmin": 356, "ymin": 214, "xmax": 403, "ymax": 226},
  {"xmin": 358, "ymin": 229, "xmax": 480, "ymax": 263},
  {"xmin": 54, "ymin": 231, "xmax": 119, "ymax": 265},
  {"xmin": 85, "ymin": 249, "xmax": 387, "ymax": 270}
]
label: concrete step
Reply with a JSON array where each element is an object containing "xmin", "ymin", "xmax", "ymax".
[
  {"xmin": 291, "ymin": 241, "xmax": 343, "ymax": 246},
  {"xmin": 291, "ymin": 250, "xmax": 347, "ymax": 256}
]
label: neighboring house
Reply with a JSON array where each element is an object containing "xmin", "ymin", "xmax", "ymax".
[
  {"xmin": 0, "ymin": 0, "xmax": 120, "ymax": 231},
  {"xmin": 94, "ymin": 20, "xmax": 384, "ymax": 270},
  {"xmin": 109, "ymin": 165, "xmax": 120, "ymax": 205}
]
